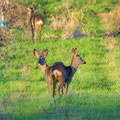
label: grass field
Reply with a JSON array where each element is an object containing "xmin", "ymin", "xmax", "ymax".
[{"xmin": 0, "ymin": 0, "xmax": 120, "ymax": 120}]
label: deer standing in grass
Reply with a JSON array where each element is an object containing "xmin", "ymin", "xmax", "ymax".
[
  {"xmin": 27, "ymin": 5, "xmax": 44, "ymax": 43},
  {"xmin": 34, "ymin": 48, "xmax": 86, "ymax": 98}
]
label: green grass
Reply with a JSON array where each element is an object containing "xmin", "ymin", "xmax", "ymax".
[
  {"xmin": 0, "ymin": 0, "xmax": 120, "ymax": 119},
  {"xmin": 0, "ymin": 35, "xmax": 120, "ymax": 120}
]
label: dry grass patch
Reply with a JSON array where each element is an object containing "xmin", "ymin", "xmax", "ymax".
[
  {"xmin": 42, "ymin": 33, "xmax": 59, "ymax": 40},
  {"xmin": 5, "ymin": 1, "xmax": 27, "ymax": 29},
  {"xmin": 50, "ymin": 3, "xmax": 84, "ymax": 39},
  {"xmin": 101, "ymin": 37, "xmax": 117, "ymax": 52},
  {"xmin": 50, "ymin": 12, "xmax": 83, "ymax": 40},
  {"xmin": 100, "ymin": 7, "xmax": 120, "ymax": 33},
  {"xmin": 0, "ymin": 28, "xmax": 12, "ymax": 46}
]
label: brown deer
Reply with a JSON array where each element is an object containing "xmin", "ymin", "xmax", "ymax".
[
  {"xmin": 52, "ymin": 48, "xmax": 86, "ymax": 97},
  {"xmin": 34, "ymin": 48, "xmax": 86, "ymax": 98},
  {"xmin": 27, "ymin": 4, "xmax": 44, "ymax": 43}
]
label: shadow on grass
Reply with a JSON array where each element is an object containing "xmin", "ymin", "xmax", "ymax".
[
  {"xmin": 2, "ymin": 93, "xmax": 119, "ymax": 120},
  {"xmin": 37, "ymin": 94, "xmax": 120, "ymax": 120}
]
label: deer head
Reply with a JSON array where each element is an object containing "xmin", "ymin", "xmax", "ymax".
[
  {"xmin": 71, "ymin": 48, "xmax": 86, "ymax": 69},
  {"xmin": 34, "ymin": 49, "xmax": 48, "ymax": 65}
]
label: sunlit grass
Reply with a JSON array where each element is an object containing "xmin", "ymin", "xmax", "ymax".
[{"xmin": 0, "ymin": 0, "xmax": 120, "ymax": 119}]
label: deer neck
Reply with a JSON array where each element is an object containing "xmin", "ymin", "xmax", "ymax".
[
  {"xmin": 39, "ymin": 63, "xmax": 48, "ymax": 75},
  {"xmin": 69, "ymin": 66, "xmax": 76, "ymax": 77},
  {"xmin": 70, "ymin": 57, "xmax": 79, "ymax": 72}
]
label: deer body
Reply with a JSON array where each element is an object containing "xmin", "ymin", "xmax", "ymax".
[
  {"xmin": 27, "ymin": 5, "xmax": 44, "ymax": 43},
  {"xmin": 52, "ymin": 62, "xmax": 76, "ymax": 96},
  {"xmin": 39, "ymin": 64, "xmax": 53, "ymax": 97},
  {"xmin": 34, "ymin": 48, "xmax": 86, "ymax": 98}
]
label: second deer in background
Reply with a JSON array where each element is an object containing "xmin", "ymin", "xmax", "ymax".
[{"xmin": 27, "ymin": 4, "xmax": 44, "ymax": 43}]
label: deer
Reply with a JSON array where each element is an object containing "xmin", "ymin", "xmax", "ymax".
[
  {"xmin": 27, "ymin": 4, "xmax": 44, "ymax": 43},
  {"xmin": 34, "ymin": 48, "xmax": 86, "ymax": 98}
]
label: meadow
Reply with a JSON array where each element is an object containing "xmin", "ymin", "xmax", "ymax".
[{"xmin": 0, "ymin": 0, "xmax": 120, "ymax": 120}]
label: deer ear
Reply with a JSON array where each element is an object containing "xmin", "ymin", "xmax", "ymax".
[
  {"xmin": 34, "ymin": 49, "xmax": 39, "ymax": 58},
  {"xmin": 43, "ymin": 49, "xmax": 48, "ymax": 58},
  {"xmin": 72, "ymin": 48, "xmax": 77, "ymax": 56},
  {"xmin": 74, "ymin": 48, "xmax": 78, "ymax": 56},
  {"xmin": 32, "ymin": 4, "xmax": 36, "ymax": 9}
]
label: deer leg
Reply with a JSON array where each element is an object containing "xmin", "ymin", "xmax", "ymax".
[
  {"xmin": 39, "ymin": 25, "xmax": 42, "ymax": 42},
  {"xmin": 34, "ymin": 26, "xmax": 38, "ymax": 43},
  {"xmin": 32, "ymin": 27, "xmax": 34, "ymax": 43},
  {"xmin": 53, "ymin": 81, "xmax": 56, "ymax": 98},
  {"xmin": 58, "ymin": 83, "xmax": 63, "ymax": 96},
  {"xmin": 64, "ymin": 83, "xmax": 68, "ymax": 94},
  {"xmin": 60, "ymin": 87, "xmax": 63, "ymax": 95},
  {"xmin": 58, "ymin": 77, "xmax": 63, "ymax": 96}
]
